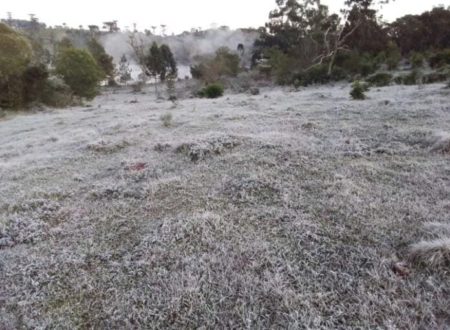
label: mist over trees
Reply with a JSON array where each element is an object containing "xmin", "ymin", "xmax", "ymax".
[{"xmin": 0, "ymin": 1, "xmax": 449, "ymax": 110}]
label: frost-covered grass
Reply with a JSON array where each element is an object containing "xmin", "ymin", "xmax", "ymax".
[{"xmin": 0, "ymin": 83, "xmax": 449, "ymax": 328}]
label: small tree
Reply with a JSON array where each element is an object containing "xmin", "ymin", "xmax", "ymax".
[
  {"xmin": 128, "ymin": 36, "xmax": 178, "ymax": 96},
  {"xmin": 159, "ymin": 44, "xmax": 177, "ymax": 81},
  {"xmin": 0, "ymin": 23, "xmax": 33, "ymax": 108},
  {"xmin": 350, "ymin": 80, "xmax": 368, "ymax": 100},
  {"xmin": 87, "ymin": 38, "xmax": 115, "ymax": 83},
  {"xmin": 145, "ymin": 42, "xmax": 163, "ymax": 94},
  {"xmin": 0, "ymin": 23, "xmax": 32, "ymax": 78},
  {"xmin": 55, "ymin": 48, "xmax": 103, "ymax": 99},
  {"xmin": 144, "ymin": 42, "xmax": 177, "ymax": 95},
  {"xmin": 190, "ymin": 48, "xmax": 240, "ymax": 83}
]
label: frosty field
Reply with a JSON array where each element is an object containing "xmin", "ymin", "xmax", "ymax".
[{"xmin": 1, "ymin": 83, "xmax": 449, "ymax": 328}]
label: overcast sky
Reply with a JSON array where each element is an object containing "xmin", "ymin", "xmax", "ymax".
[{"xmin": 2, "ymin": 0, "xmax": 448, "ymax": 33}]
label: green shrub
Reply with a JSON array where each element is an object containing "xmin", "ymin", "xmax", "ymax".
[
  {"xmin": 411, "ymin": 52, "xmax": 425, "ymax": 69},
  {"xmin": 0, "ymin": 74, "xmax": 24, "ymax": 109},
  {"xmin": 422, "ymin": 72, "xmax": 448, "ymax": 84},
  {"xmin": 22, "ymin": 65, "xmax": 49, "ymax": 104},
  {"xmin": 350, "ymin": 81, "xmax": 368, "ymax": 100},
  {"xmin": 366, "ymin": 72, "xmax": 393, "ymax": 87},
  {"xmin": 429, "ymin": 50, "xmax": 450, "ymax": 69},
  {"xmin": 198, "ymin": 84, "xmax": 224, "ymax": 99},
  {"xmin": 0, "ymin": 23, "xmax": 33, "ymax": 109},
  {"xmin": 87, "ymin": 38, "xmax": 115, "ymax": 80},
  {"xmin": 0, "ymin": 23, "xmax": 32, "ymax": 78},
  {"xmin": 55, "ymin": 48, "xmax": 103, "ymax": 99},
  {"xmin": 266, "ymin": 48, "xmax": 296, "ymax": 85},
  {"xmin": 402, "ymin": 70, "xmax": 420, "ymax": 85},
  {"xmin": 190, "ymin": 48, "xmax": 240, "ymax": 83},
  {"xmin": 335, "ymin": 52, "xmax": 378, "ymax": 77},
  {"xmin": 41, "ymin": 77, "xmax": 73, "ymax": 108},
  {"xmin": 293, "ymin": 65, "xmax": 348, "ymax": 87},
  {"xmin": 385, "ymin": 41, "xmax": 402, "ymax": 70}
]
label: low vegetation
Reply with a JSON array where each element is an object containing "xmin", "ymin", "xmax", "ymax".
[
  {"xmin": 198, "ymin": 83, "xmax": 224, "ymax": 99},
  {"xmin": 350, "ymin": 80, "xmax": 368, "ymax": 100}
]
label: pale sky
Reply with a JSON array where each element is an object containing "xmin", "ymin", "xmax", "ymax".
[{"xmin": 2, "ymin": 0, "xmax": 449, "ymax": 34}]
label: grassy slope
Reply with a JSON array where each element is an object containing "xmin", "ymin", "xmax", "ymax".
[{"xmin": 0, "ymin": 83, "xmax": 449, "ymax": 328}]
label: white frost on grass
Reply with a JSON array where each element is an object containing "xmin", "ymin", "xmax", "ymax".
[{"xmin": 0, "ymin": 82, "xmax": 449, "ymax": 328}]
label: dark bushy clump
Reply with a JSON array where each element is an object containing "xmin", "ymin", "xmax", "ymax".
[
  {"xmin": 294, "ymin": 65, "xmax": 347, "ymax": 87},
  {"xmin": 41, "ymin": 77, "xmax": 73, "ymax": 108},
  {"xmin": 198, "ymin": 84, "xmax": 224, "ymax": 99},
  {"xmin": 350, "ymin": 81, "xmax": 368, "ymax": 100},
  {"xmin": 366, "ymin": 73, "xmax": 393, "ymax": 87},
  {"xmin": 22, "ymin": 65, "xmax": 49, "ymax": 104},
  {"xmin": 402, "ymin": 70, "xmax": 420, "ymax": 85},
  {"xmin": 429, "ymin": 50, "xmax": 450, "ymax": 69},
  {"xmin": 334, "ymin": 52, "xmax": 378, "ymax": 77},
  {"xmin": 410, "ymin": 52, "xmax": 425, "ymax": 69},
  {"xmin": 423, "ymin": 72, "xmax": 449, "ymax": 84}
]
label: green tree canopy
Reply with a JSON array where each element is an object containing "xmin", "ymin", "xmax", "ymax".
[
  {"xmin": 0, "ymin": 23, "xmax": 33, "ymax": 79},
  {"xmin": 87, "ymin": 38, "xmax": 115, "ymax": 79},
  {"xmin": 144, "ymin": 42, "xmax": 177, "ymax": 81},
  {"xmin": 55, "ymin": 48, "xmax": 103, "ymax": 99}
]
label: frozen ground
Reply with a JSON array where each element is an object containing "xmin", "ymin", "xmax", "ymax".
[{"xmin": 0, "ymin": 83, "xmax": 449, "ymax": 328}]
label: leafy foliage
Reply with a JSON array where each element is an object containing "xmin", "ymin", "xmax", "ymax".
[
  {"xmin": 429, "ymin": 49, "xmax": 450, "ymax": 69},
  {"xmin": 350, "ymin": 80, "xmax": 368, "ymax": 100},
  {"xmin": 198, "ymin": 84, "xmax": 224, "ymax": 99},
  {"xmin": 0, "ymin": 23, "xmax": 32, "ymax": 79},
  {"xmin": 144, "ymin": 42, "xmax": 177, "ymax": 82},
  {"xmin": 410, "ymin": 52, "xmax": 425, "ymax": 69},
  {"xmin": 55, "ymin": 48, "xmax": 103, "ymax": 99},
  {"xmin": 366, "ymin": 72, "xmax": 392, "ymax": 86},
  {"xmin": 0, "ymin": 23, "xmax": 33, "ymax": 109},
  {"xmin": 390, "ymin": 7, "xmax": 450, "ymax": 54},
  {"xmin": 87, "ymin": 38, "xmax": 115, "ymax": 80},
  {"xmin": 341, "ymin": 1, "xmax": 389, "ymax": 53},
  {"xmin": 190, "ymin": 48, "xmax": 240, "ymax": 83},
  {"xmin": 22, "ymin": 64, "xmax": 49, "ymax": 104}
]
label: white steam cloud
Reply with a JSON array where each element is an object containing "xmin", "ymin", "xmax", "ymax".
[{"xmin": 100, "ymin": 28, "xmax": 259, "ymax": 79}]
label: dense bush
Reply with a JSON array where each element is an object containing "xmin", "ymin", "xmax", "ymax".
[
  {"xmin": 198, "ymin": 84, "xmax": 224, "ymax": 99},
  {"xmin": 41, "ymin": 77, "xmax": 74, "ymax": 108},
  {"xmin": 0, "ymin": 23, "xmax": 33, "ymax": 109},
  {"xmin": 422, "ymin": 72, "xmax": 449, "ymax": 84},
  {"xmin": 384, "ymin": 42, "xmax": 402, "ymax": 70},
  {"xmin": 0, "ymin": 75, "xmax": 24, "ymax": 109},
  {"xmin": 87, "ymin": 38, "xmax": 115, "ymax": 82},
  {"xmin": 429, "ymin": 50, "xmax": 450, "ymax": 69},
  {"xmin": 22, "ymin": 65, "xmax": 49, "ymax": 104},
  {"xmin": 410, "ymin": 53, "xmax": 425, "ymax": 69},
  {"xmin": 190, "ymin": 48, "xmax": 240, "ymax": 83},
  {"xmin": 401, "ymin": 70, "xmax": 420, "ymax": 85},
  {"xmin": 293, "ymin": 64, "xmax": 347, "ymax": 87},
  {"xmin": 55, "ymin": 48, "xmax": 103, "ymax": 99},
  {"xmin": 334, "ymin": 52, "xmax": 378, "ymax": 77},
  {"xmin": 366, "ymin": 73, "xmax": 393, "ymax": 87},
  {"xmin": 350, "ymin": 81, "xmax": 368, "ymax": 100},
  {"xmin": 390, "ymin": 7, "xmax": 450, "ymax": 54},
  {"xmin": 0, "ymin": 23, "xmax": 32, "ymax": 78}
]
